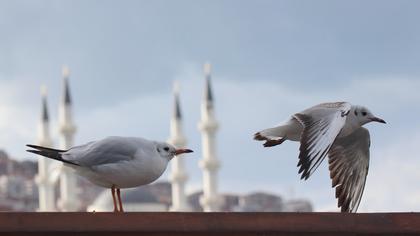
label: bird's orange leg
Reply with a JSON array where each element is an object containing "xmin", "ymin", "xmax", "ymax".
[
  {"xmin": 117, "ymin": 188, "xmax": 124, "ymax": 212},
  {"xmin": 111, "ymin": 186, "xmax": 118, "ymax": 212}
]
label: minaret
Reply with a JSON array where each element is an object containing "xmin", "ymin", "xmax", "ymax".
[
  {"xmin": 198, "ymin": 63, "xmax": 223, "ymax": 212},
  {"xmin": 57, "ymin": 66, "xmax": 80, "ymax": 211},
  {"xmin": 35, "ymin": 86, "xmax": 56, "ymax": 211},
  {"xmin": 168, "ymin": 81, "xmax": 192, "ymax": 211}
]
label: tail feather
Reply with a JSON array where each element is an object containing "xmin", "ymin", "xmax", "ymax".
[
  {"xmin": 263, "ymin": 138, "xmax": 286, "ymax": 147},
  {"xmin": 254, "ymin": 132, "xmax": 267, "ymax": 141},
  {"xmin": 254, "ymin": 128, "xmax": 286, "ymax": 147},
  {"xmin": 26, "ymin": 144, "xmax": 79, "ymax": 166}
]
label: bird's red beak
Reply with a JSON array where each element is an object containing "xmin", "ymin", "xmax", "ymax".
[
  {"xmin": 174, "ymin": 148, "xmax": 194, "ymax": 155},
  {"xmin": 370, "ymin": 117, "xmax": 386, "ymax": 124}
]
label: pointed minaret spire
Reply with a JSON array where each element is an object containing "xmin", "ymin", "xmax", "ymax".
[
  {"xmin": 62, "ymin": 65, "xmax": 72, "ymax": 105},
  {"xmin": 198, "ymin": 62, "xmax": 223, "ymax": 212},
  {"xmin": 35, "ymin": 85, "xmax": 56, "ymax": 211},
  {"xmin": 168, "ymin": 81, "xmax": 192, "ymax": 211},
  {"xmin": 173, "ymin": 81, "xmax": 182, "ymax": 119},
  {"xmin": 57, "ymin": 65, "xmax": 80, "ymax": 211},
  {"xmin": 203, "ymin": 62, "xmax": 214, "ymax": 109},
  {"xmin": 41, "ymin": 86, "xmax": 49, "ymax": 122},
  {"xmin": 58, "ymin": 65, "xmax": 76, "ymax": 147}
]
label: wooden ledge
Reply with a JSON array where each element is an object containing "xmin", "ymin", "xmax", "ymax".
[{"xmin": 0, "ymin": 212, "xmax": 419, "ymax": 235}]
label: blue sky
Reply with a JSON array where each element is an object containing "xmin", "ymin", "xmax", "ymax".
[{"xmin": 1, "ymin": 0, "xmax": 419, "ymax": 212}]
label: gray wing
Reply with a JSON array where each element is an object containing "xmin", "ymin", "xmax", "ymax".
[
  {"xmin": 328, "ymin": 127, "xmax": 370, "ymax": 213},
  {"xmin": 62, "ymin": 137, "xmax": 151, "ymax": 167},
  {"xmin": 294, "ymin": 102, "xmax": 351, "ymax": 180}
]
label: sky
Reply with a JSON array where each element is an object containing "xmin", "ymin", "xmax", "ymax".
[{"xmin": 0, "ymin": 0, "xmax": 420, "ymax": 212}]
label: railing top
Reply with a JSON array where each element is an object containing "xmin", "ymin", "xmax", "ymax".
[{"xmin": 0, "ymin": 212, "xmax": 419, "ymax": 235}]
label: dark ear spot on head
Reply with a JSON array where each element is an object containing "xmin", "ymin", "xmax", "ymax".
[
  {"xmin": 354, "ymin": 110, "xmax": 358, "ymax": 116},
  {"xmin": 156, "ymin": 148, "xmax": 160, "ymax": 153}
]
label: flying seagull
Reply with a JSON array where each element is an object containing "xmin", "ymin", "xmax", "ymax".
[
  {"xmin": 254, "ymin": 102, "xmax": 386, "ymax": 212},
  {"xmin": 27, "ymin": 136, "xmax": 193, "ymax": 212}
]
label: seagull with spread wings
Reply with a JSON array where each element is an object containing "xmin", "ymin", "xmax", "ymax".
[{"xmin": 254, "ymin": 102, "xmax": 386, "ymax": 212}]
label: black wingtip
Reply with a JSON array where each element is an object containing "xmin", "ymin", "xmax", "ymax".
[
  {"xmin": 26, "ymin": 144, "xmax": 43, "ymax": 150},
  {"xmin": 26, "ymin": 149, "xmax": 39, "ymax": 154},
  {"xmin": 298, "ymin": 169, "xmax": 310, "ymax": 181}
]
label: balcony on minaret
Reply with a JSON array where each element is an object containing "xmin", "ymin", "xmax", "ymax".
[
  {"xmin": 199, "ymin": 156, "xmax": 220, "ymax": 171},
  {"xmin": 198, "ymin": 117, "xmax": 219, "ymax": 132},
  {"xmin": 59, "ymin": 122, "xmax": 76, "ymax": 135}
]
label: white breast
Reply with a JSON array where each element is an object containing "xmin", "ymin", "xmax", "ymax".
[{"xmin": 75, "ymin": 155, "xmax": 168, "ymax": 188}]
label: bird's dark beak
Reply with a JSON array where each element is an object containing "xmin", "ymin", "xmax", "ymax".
[
  {"xmin": 174, "ymin": 148, "xmax": 193, "ymax": 155},
  {"xmin": 370, "ymin": 117, "xmax": 386, "ymax": 124}
]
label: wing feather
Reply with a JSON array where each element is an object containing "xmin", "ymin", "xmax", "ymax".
[
  {"xmin": 294, "ymin": 102, "xmax": 351, "ymax": 180},
  {"xmin": 63, "ymin": 137, "xmax": 149, "ymax": 167},
  {"xmin": 328, "ymin": 127, "xmax": 370, "ymax": 213}
]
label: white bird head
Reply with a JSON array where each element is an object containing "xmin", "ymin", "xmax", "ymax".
[
  {"xmin": 155, "ymin": 142, "xmax": 193, "ymax": 160},
  {"xmin": 352, "ymin": 105, "xmax": 386, "ymax": 125}
]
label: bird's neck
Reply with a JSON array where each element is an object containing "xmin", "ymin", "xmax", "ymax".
[{"xmin": 339, "ymin": 112, "xmax": 361, "ymax": 137}]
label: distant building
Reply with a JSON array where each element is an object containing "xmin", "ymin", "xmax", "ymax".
[
  {"xmin": 187, "ymin": 191, "xmax": 203, "ymax": 211},
  {"xmin": 282, "ymin": 199, "xmax": 313, "ymax": 212},
  {"xmin": 236, "ymin": 192, "xmax": 284, "ymax": 212},
  {"xmin": 0, "ymin": 150, "xmax": 9, "ymax": 175},
  {"xmin": 0, "ymin": 150, "xmax": 38, "ymax": 211},
  {"xmin": 221, "ymin": 194, "xmax": 240, "ymax": 211},
  {"xmin": 187, "ymin": 189, "xmax": 312, "ymax": 212}
]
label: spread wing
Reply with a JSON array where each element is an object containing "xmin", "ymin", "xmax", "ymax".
[
  {"xmin": 328, "ymin": 127, "xmax": 370, "ymax": 213},
  {"xmin": 294, "ymin": 102, "xmax": 351, "ymax": 180},
  {"xmin": 62, "ymin": 137, "xmax": 148, "ymax": 167}
]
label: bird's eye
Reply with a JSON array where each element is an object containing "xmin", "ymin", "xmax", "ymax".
[
  {"xmin": 164, "ymin": 147, "xmax": 169, "ymax": 152},
  {"xmin": 362, "ymin": 111, "xmax": 367, "ymax": 116}
]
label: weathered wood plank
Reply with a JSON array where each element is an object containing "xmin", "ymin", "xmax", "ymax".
[{"xmin": 0, "ymin": 212, "xmax": 419, "ymax": 235}]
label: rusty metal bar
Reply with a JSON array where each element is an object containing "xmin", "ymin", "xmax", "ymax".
[{"xmin": 0, "ymin": 212, "xmax": 419, "ymax": 235}]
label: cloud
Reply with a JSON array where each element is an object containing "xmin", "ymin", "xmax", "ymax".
[
  {"xmin": 359, "ymin": 131, "xmax": 420, "ymax": 212},
  {"xmin": 0, "ymin": 77, "xmax": 42, "ymax": 158}
]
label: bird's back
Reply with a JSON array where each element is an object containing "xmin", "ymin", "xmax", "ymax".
[{"xmin": 64, "ymin": 136, "xmax": 155, "ymax": 167}]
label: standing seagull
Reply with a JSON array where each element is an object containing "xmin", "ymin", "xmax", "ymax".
[
  {"xmin": 27, "ymin": 136, "xmax": 193, "ymax": 212},
  {"xmin": 254, "ymin": 102, "xmax": 385, "ymax": 212}
]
